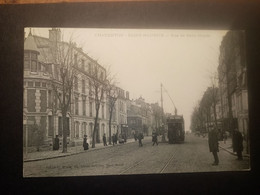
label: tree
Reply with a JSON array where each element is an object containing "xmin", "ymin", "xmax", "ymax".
[
  {"xmin": 106, "ymin": 78, "xmax": 118, "ymax": 145},
  {"xmin": 89, "ymin": 64, "xmax": 108, "ymax": 148},
  {"xmin": 39, "ymin": 29, "xmax": 77, "ymax": 153},
  {"xmin": 190, "ymin": 103, "xmax": 204, "ymax": 134},
  {"xmin": 209, "ymin": 72, "xmax": 220, "ymax": 129}
]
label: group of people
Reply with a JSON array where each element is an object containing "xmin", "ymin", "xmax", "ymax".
[
  {"xmin": 133, "ymin": 130, "xmax": 158, "ymax": 147},
  {"xmin": 81, "ymin": 130, "xmax": 159, "ymax": 151},
  {"xmin": 208, "ymin": 125, "xmax": 244, "ymax": 166}
]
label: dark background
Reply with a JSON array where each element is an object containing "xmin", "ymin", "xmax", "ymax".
[{"xmin": 0, "ymin": 1, "xmax": 259, "ymax": 194}]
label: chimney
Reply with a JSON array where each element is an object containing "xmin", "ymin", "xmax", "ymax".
[{"xmin": 49, "ymin": 28, "xmax": 61, "ymax": 43}]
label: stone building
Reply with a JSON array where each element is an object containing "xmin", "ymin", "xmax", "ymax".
[
  {"xmin": 218, "ymin": 30, "xmax": 249, "ymax": 152},
  {"xmin": 127, "ymin": 96, "xmax": 153, "ymax": 136},
  {"xmin": 23, "ymin": 28, "xmax": 108, "ymax": 149},
  {"xmin": 116, "ymin": 87, "xmax": 128, "ymax": 136}
]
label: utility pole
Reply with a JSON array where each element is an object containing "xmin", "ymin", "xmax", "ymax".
[{"xmin": 161, "ymin": 83, "xmax": 165, "ymax": 142}]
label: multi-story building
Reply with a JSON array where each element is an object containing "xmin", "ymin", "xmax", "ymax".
[
  {"xmin": 23, "ymin": 28, "xmax": 108, "ymax": 149},
  {"xmin": 116, "ymin": 87, "xmax": 128, "ymax": 136},
  {"xmin": 127, "ymin": 96, "xmax": 153, "ymax": 136},
  {"xmin": 218, "ymin": 31, "xmax": 248, "ymax": 152},
  {"xmin": 150, "ymin": 102, "xmax": 163, "ymax": 130}
]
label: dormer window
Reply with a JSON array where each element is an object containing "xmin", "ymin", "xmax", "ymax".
[
  {"xmin": 31, "ymin": 60, "xmax": 37, "ymax": 72},
  {"xmin": 24, "ymin": 51, "xmax": 38, "ymax": 73},
  {"xmin": 31, "ymin": 53, "xmax": 37, "ymax": 59}
]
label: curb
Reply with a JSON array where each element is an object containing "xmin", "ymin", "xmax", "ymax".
[
  {"xmin": 201, "ymin": 137, "xmax": 250, "ymax": 158},
  {"xmin": 24, "ymin": 140, "xmax": 137, "ymax": 162},
  {"xmin": 219, "ymin": 145, "xmax": 250, "ymax": 158}
]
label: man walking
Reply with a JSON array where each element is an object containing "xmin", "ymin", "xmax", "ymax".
[
  {"xmin": 152, "ymin": 130, "xmax": 158, "ymax": 146},
  {"xmin": 112, "ymin": 133, "xmax": 116, "ymax": 146},
  {"xmin": 208, "ymin": 125, "xmax": 219, "ymax": 166},
  {"xmin": 138, "ymin": 131, "xmax": 144, "ymax": 147},
  {"xmin": 232, "ymin": 128, "xmax": 243, "ymax": 160},
  {"xmin": 103, "ymin": 133, "xmax": 108, "ymax": 146}
]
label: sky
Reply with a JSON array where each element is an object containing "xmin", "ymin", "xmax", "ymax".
[{"xmin": 25, "ymin": 28, "xmax": 227, "ymax": 132}]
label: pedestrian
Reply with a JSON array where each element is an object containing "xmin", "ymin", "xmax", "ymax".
[
  {"xmin": 138, "ymin": 131, "xmax": 144, "ymax": 147},
  {"xmin": 134, "ymin": 132, "xmax": 137, "ymax": 141},
  {"xmin": 208, "ymin": 125, "xmax": 219, "ymax": 166},
  {"xmin": 232, "ymin": 128, "xmax": 243, "ymax": 160},
  {"xmin": 53, "ymin": 135, "xmax": 59, "ymax": 150},
  {"xmin": 83, "ymin": 135, "xmax": 89, "ymax": 150},
  {"xmin": 112, "ymin": 133, "xmax": 116, "ymax": 146},
  {"xmin": 152, "ymin": 130, "xmax": 158, "ymax": 146},
  {"xmin": 115, "ymin": 133, "xmax": 118, "ymax": 144},
  {"xmin": 223, "ymin": 131, "xmax": 227, "ymax": 144},
  {"xmin": 103, "ymin": 133, "xmax": 107, "ymax": 146}
]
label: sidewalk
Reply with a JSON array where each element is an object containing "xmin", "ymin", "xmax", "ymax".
[
  {"xmin": 23, "ymin": 138, "xmax": 137, "ymax": 162},
  {"xmin": 218, "ymin": 138, "xmax": 250, "ymax": 158}
]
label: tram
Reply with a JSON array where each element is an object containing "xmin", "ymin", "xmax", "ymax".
[{"xmin": 167, "ymin": 115, "xmax": 185, "ymax": 144}]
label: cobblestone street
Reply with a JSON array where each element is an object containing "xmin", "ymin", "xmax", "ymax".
[{"xmin": 23, "ymin": 133, "xmax": 250, "ymax": 177}]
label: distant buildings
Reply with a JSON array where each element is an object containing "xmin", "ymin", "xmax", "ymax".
[{"xmin": 127, "ymin": 97, "xmax": 153, "ymax": 136}]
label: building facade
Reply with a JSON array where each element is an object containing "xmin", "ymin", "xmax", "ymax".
[
  {"xmin": 23, "ymin": 28, "xmax": 108, "ymax": 149},
  {"xmin": 218, "ymin": 31, "xmax": 249, "ymax": 152}
]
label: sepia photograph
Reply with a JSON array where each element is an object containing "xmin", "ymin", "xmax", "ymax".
[{"xmin": 23, "ymin": 27, "xmax": 250, "ymax": 177}]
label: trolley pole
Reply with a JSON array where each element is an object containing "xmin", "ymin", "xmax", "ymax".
[{"xmin": 161, "ymin": 83, "xmax": 165, "ymax": 142}]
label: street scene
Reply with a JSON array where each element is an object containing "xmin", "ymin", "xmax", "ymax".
[
  {"xmin": 23, "ymin": 133, "xmax": 249, "ymax": 177},
  {"xmin": 23, "ymin": 28, "xmax": 250, "ymax": 177}
]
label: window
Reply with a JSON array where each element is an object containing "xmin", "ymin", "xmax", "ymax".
[
  {"xmin": 83, "ymin": 99, "xmax": 86, "ymax": 116},
  {"xmin": 58, "ymin": 93, "xmax": 62, "ymax": 109},
  {"xmin": 74, "ymin": 76, "xmax": 78, "ymax": 91},
  {"xmin": 102, "ymin": 105, "xmax": 104, "ymax": 119},
  {"xmin": 48, "ymin": 90, "xmax": 52, "ymax": 108},
  {"xmin": 31, "ymin": 61, "xmax": 37, "ymax": 72},
  {"xmin": 35, "ymin": 82, "xmax": 40, "ymax": 87},
  {"xmin": 89, "ymin": 80, "xmax": 92, "ymax": 96},
  {"xmin": 82, "ymin": 80, "xmax": 85, "ymax": 94},
  {"xmin": 75, "ymin": 97, "xmax": 79, "ymax": 115},
  {"xmin": 28, "ymin": 82, "xmax": 33, "ymax": 87},
  {"xmin": 89, "ymin": 101, "xmax": 93, "ymax": 117}
]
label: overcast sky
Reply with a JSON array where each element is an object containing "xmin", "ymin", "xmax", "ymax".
[{"xmin": 25, "ymin": 28, "xmax": 227, "ymax": 131}]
